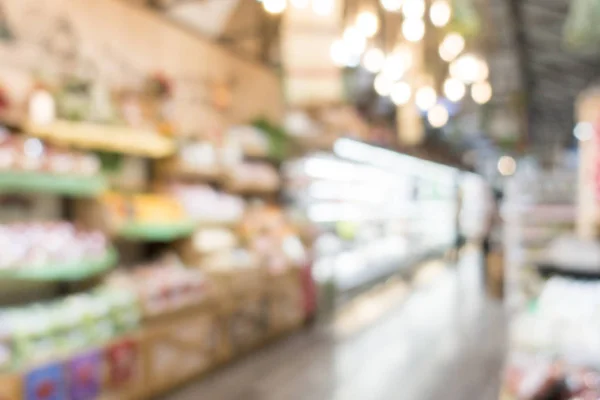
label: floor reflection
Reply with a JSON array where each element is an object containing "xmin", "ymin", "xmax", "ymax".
[{"xmin": 166, "ymin": 248, "xmax": 507, "ymax": 400}]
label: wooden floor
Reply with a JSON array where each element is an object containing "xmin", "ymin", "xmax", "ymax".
[{"xmin": 164, "ymin": 250, "xmax": 507, "ymax": 400}]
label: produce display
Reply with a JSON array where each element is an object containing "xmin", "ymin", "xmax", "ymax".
[
  {"xmin": 0, "ymin": 134, "xmax": 100, "ymax": 177},
  {"xmin": 0, "ymin": 287, "xmax": 139, "ymax": 372},
  {"xmin": 106, "ymin": 262, "xmax": 210, "ymax": 318},
  {"xmin": 0, "ymin": 222, "xmax": 109, "ymax": 272},
  {"xmin": 240, "ymin": 204, "xmax": 306, "ymax": 274},
  {"xmin": 222, "ymin": 162, "xmax": 280, "ymax": 193},
  {"xmin": 168, "ymin": 184, "xmax": 245, "ymax": 225}
]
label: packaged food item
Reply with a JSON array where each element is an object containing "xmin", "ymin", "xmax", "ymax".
[
  {"xmin": 222, "ymin": 162, "xmax": 280, "ymax": 193},
  {"xmin": 106, "ymin": 261, "xmax": 209, "ymax": 318},
  {"xmin": 0, "ymin": 288, "xmax": 140, "ymax": 371},
  {"xmin": 0, "ymin": 222, "xmax": 108, "ymax": 272},
  {"xmin": 0, "ymin": 134, "xmax": 100, "ymax": 176},
  {"xmin": 168, "ymin": 184, "xmax": 245, "ymax": 225}
]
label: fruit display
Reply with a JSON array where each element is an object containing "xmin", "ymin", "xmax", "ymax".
[
  {"xmin": 106, "ymin": 261, "xmax": 210, "ymax": 318},
  {"xmin": 168, "ymin": 184, "xmax": 245, "ymax": 226},
  {"xmin": 0, "ymin": 222, "xmax": 109, "ymax": 272},
  {"xmin": 0, "ymin": 132, "xmax": 100, "ymax": 177},
  {"xmin": 97, "ymin": 192, "xmax": 196, "ymax": 241},
  {"xmin": 0, "ymin": 288, "xmax": 139, "ymax": 372},
  {"xmin": 240, "ymin": 205, "xmax": 307, "ymax": 274},
  {"xmin": 222, "ymin": 162, "xmax": 280, "ymax": 193}
]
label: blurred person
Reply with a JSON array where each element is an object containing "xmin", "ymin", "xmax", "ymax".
[{"xmin": 459, "ymin": 175, "xmax": 498, "ymax": 288}]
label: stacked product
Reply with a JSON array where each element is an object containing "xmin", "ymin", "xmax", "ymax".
[
  {"xmin": 0, "ymin": 135, "xmax": 100, "ymax": 177},
  {"xmin": 0, "ymin": 288, "xmax": 139, "ymax": 372},
  {"xmin": 0, "ymin": 222, "xmax": 112, "ymax": 275},
  {"xmin": 106, "ymin": 262, "xmax": 210, "ymax": 318}
]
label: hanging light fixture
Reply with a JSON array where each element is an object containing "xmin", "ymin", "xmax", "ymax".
[
  {"xmin": 391, "ymin": 82, "xmax": 412, "ymax": 105},
  {"xmin": 312, "ymin": 0, "xmax": 334, "ymax": 16},
  {"xmin": 439, "ymin": 33, "xmax": 465, "ymax": 62},
  {"xmin": 381, "ymin": 52, "xmax": 408, "ymax": 81},
  {"xmin": 356, "ymin": 11, "xmax": 379, "ymax": 38},
  {"xmin": 497, "ymin": 156, "xmax": 516, "ymax": 176},
  {"xmin": 402, "ymin": 0, "xmax": 426, "ymax": 19},
  {"xmin": 415, "ymin": 86, "xmax": 437, "ymax": 111},
  {"xmin": 381, "ymin": 0, "xmax": 403, "ymax": 12},
  {"xmin": 402, "ymin": 18, "xmax": 425, "ymax": 42},
  {"xmin": 427, "ymin": 104, "xmax": 449, "ymax": 128},
  {"xmin": 330, "ymin": 39, "xmax": 349, "ymax": 67},
  {"xmin": 443, "ymin": 78, "xmax": 466, "ymax": 102},
  {"xmin": 450, "ymin": 53, "xmax": 487, "ymax": 83},
  {"xmin": 374, "ymin": 74, "xmax": 393, "ymax": 96},
  {"xmin": 263, "ymin": 0, "xmax": 287, "ymax": 14},
  {"xmin": 291, "ymin": 0, "xmax": 309, "ymax": 8},
  {"xmin": 363, "ymin": 48, "xmax": 386, "ymax": 73},
  {"xmin": 471, "ymin": 81, "xmax": 492, "ymax": 104},
  {"xmin": 430, "ymin": 0, "xmax": 451, "ymax": 27},
  {"xmin": 343, "ymin": 26, "xmax": 367, "ymax": 55}
]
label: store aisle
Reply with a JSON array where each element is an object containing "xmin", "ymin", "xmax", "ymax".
[{"xmin": 165, "ymin": 250, "xmax": 507, "ymax": 400}]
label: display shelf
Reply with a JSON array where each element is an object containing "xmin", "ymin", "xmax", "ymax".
[
  {"xmin": 26, "ymin": 120, "xmax": 175, "ymax": 158},
  {"xmin": 0, "ymin": 171, "xmax": 107, "ymax": 196},
  {"xmin": 116, "ymin": 221, "xmax": 196, "ymax": 242},
  {"xmin": 0, "ymin": 247, "xmax": 118, "ymax": 282}
]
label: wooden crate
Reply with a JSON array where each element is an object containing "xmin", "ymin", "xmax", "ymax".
[
  {"xmin": 227, "ymin": 294, "xmax": 269, "ymax": 354},
  {"xmin": 140, "ymin": 308, "xmax": 215, "ymax": 397},
  {"xmin": 0, "ymin": 374, "xmax": 22, "ymax": 400},
  {"xmin": 266, "ymin": 269, "xmax": 304, "ymax": 334},
  {"xmin": 208, "ymin": 268, "xmax": 266, "ymax": 298},
  {"xmin": 99, "ymin": 336, "xmax": 144, "ymax": 400}
]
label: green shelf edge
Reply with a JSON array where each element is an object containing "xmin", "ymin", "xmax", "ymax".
[
  {"xmin": 0, "ymin": 248, "xmax": 118, "ymax": 282},
  {"xmin": 117, "ymin": 221, "xmax": 196, "ymax": 242},
  {"xmin": 0, "ymin": 171, "xmax": 107, "ymax": 197}
]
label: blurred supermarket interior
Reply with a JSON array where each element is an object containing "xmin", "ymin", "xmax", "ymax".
[{"xmin": 0, "ymin": 0, "xmax": 599, "ymax": 399}]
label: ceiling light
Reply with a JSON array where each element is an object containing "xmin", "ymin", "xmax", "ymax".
[
  {"xmin": 402, "ymin": 0, "xmax": 425, "ymax": 19},
  {"xmin": 450, "ymin": 53, "xmax": 483, "ymax": 83},
  {"xmin": 391, "ymin": 82, "xmax": 412, "ymax": 105},
  {"xmin": 343, "ymin": 26, "xmax": 367, "ymax": 55},
  {"xmin": 439, "ymin": 33, "xmax": 465, "ymax": 62},
  {"xmin": 381, "ymin": 0, "xmax": 403, "ymax": 12},
  {"xmin": 471, "ymin": 81, "xmax": 492, "ymax": 104},
  {"xmin": 402, "ymin": 18, "xmax": 425, "ymax": 42},
  {"xmin": 374, "ymin": 74, "xmax": 392, "ymax": 96},
  {"xmin": 443, "ymin": 78, "xmax": 465, "ymax": 102},
  {"xmin": 430, "ymin": 0, "xmax": 451, "ymax": 27},
  {"xmin": 363, "ymin": 48, "xmax": 386, "ymax": 73},
  {"xmin": 312, "ymin": 0, "xmax": 334, "ymax": 16},
  {"xmin": 291, "ymin": 0, "xmax": 309, "ymax": 8},
  {"xmin": 497, "ymin": 156, "xmax": 516, "ymax": 176},
  {"xmin": 330, "ymin": 39, "xmax": 349, "ymax": 66},
  {"xmin": 263, "ymin": 0, "xmax": 286, "ymax": 14},
  {"xmin": 356, "ymin": 11, "xmax": 379, "ymax": 38},
  {"xmin": 415, "ymin": 86, "xmax": 437, "ymax": 111},
  {"xmin": 574, "ymin": 122, "xmax": 595, "ymax": 141},
  {"xmin": 427, "ymin": 104, "xmax": 449, "ymax": 128},
  {"xmin": 381, "ymin": 53, "xmax": 408, "ymax": 81}
]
